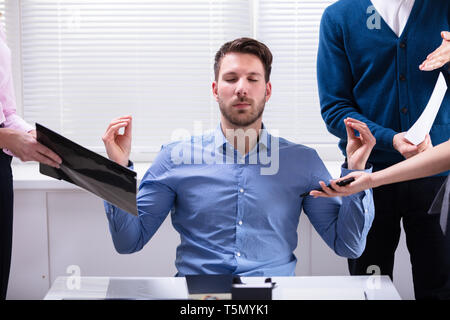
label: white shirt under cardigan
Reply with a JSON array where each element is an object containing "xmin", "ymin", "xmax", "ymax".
[{"xmin": 371, "ymin": 0, "xmax": 415, "ymax": 37}]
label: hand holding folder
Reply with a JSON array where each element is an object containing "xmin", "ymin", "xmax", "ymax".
[{"xmin": 36, "ymin": 123, "xmax": 138, "ymax": 216}]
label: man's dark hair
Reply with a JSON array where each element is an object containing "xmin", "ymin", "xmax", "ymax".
[{"xmin": 214, "ymin": 37, "xmax": 273, "ymax": 83}]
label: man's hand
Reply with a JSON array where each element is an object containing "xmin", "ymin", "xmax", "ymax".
[
  {"xmin": 345, "ymin": 118, "xmax": 376, "ymax": 170},
  {"xmin": 2, "ymin": 128, "xmax": 62, "ymax": 168},
  {"xmin": 393, "ymin": 132, "xmax": 432, "ymax": 159},
  {"xmin": 102, "ymin": 115, "xmax": 132, "ymax": 167},
  {"xmin": 419, "ymin": 31, "xmax": 450, "ymax": 71}
]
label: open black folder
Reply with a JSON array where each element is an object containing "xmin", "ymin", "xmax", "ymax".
[{"xmin": 36, "ymin": 123, "xmax": 138, "ymax": 216}]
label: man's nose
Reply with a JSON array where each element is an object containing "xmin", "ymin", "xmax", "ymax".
[{"xmin": 235, "ymin": 79, "xmax": 249, "ymax": 97}]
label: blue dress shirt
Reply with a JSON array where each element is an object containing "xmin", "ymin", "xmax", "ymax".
[{"xmin": 104, "ymin": 124, "xmax": 374, "ymax": 276}]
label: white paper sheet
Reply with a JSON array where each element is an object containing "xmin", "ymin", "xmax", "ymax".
[{"xmin": 404, "ymin": 72, "xmax": 448, "ymax": 145}]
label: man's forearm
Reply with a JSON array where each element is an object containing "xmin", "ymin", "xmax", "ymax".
[
  {"xmin": 104, "ymin": 201, "xmax": 144, "ymax": 254},
  {"xmin": 334, "ymin": 189, "xmax": 374, "ymax": 258}
]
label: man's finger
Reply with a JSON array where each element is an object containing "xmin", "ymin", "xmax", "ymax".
[
  {"xmin": 351, "ymin": 123, "xmax": 374, "ymax": 142},
  {"xmin": 105, "ymin": 117, "xmax": 131, "ymax": 133},
  {"xmin": 344, "ymin": 119, "xmax": 357, "ymax": 139},
  {"xmin": 103, "ymin": 122, "xmax": 130, "ymax": 141},
  {"xmin": 106, "ymin": 118, "xmax": 131, "ymax": 131},
  {"xmin": 347, "ymin": 122, "xmax": 375, "ymax": 145},
  {"xmin": 345, "ymin": 118, "xmax": 368, "ymax": 127},
  {"xmin": 123, "ymin": 117, "xmax": 132, "ymax": 137}
]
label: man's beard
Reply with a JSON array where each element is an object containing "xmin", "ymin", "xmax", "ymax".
[{"xmin": 218, "ymin": 95, "xmax": 266, "ymax": 127}]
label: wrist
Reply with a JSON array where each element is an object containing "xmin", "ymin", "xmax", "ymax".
[
  {"xmin": 0, "ymin": 128, "xmax": 15, "ymax": 149},
  {"xmin": 370, "ymin": 171, "xmax": 383, "ymax": 188},
  {"xmin": 118, "ymin": 158, "xmax": 129, "ymax": 167},
  {"xmin": 343, "ymin": 161, "xmax": 371, "ymax": 172},
  {"xmin": 347, "ymin": 158, "xmax": 367, "ymax": 171},
  {"xmin": 348, "ymin": 162, "xmax": 365, "ymax": 170}
]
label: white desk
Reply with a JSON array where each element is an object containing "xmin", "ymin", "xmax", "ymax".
[{"xmin": 44, "ymin": 276, "xmax": 401, "ymax": 300}]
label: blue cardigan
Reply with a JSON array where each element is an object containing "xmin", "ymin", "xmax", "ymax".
[{"xmin": 317, "ymin": 0, "xmax": 449, "ymax": 173}]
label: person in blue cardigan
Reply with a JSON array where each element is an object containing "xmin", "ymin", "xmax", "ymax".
[{"xmin": 317, "ymin": 0, "xmax": 449, "ymax": 299}]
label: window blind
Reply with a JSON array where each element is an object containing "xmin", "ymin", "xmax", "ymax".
[
  {"xmin": 12, "ymin": 0, "xmax": 341, "ymax": 161},
  {"xmin": 257, "ymin": 0, "xmax": 338, "ymax": 144},
  {"xmin": 19, "ymin": 0, "xmax": 251, "ymax": 158}
]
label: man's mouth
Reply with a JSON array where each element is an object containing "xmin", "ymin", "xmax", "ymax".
[{"xmin": 233, "ymin": 103, "xmax": 251, "ymax": 109}]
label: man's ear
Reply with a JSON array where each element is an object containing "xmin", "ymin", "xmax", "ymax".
[
  {"xmin": 265, "ymin": 81, "xmax": 272, "ymax": 102},
  {"xmin": 212, "ymin": 81, "xmax": 219, "ymax": 101}
]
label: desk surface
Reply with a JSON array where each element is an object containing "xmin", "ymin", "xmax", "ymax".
[{"xmin": 44, "ymin": 275, "xmax": 401, "ymax": 300}]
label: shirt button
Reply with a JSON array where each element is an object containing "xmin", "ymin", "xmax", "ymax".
[
  {"xmin": 239, "ymin": 188, "xmax": 244, "ymax": 193},
  {"xmin": 236, "ymin": 252, "xmax": 241, "ymax": 257},
  {"xmin": 401, "ymin": 107, "xmax": 408, "ymax": 114},
  {"xmin": 238, "ymin": 220, "xmax": 243, "ymax": 225},
  {"xmin": 399, "ymin": 74, "xmax": 406, "ymax": 81}
]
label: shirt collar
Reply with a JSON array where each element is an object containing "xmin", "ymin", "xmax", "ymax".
[{"xmin": 213, "ymin": 122, "xmax": 271, "ymax": 152}]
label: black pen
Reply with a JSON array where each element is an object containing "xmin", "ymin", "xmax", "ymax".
[{"xmin": 300, "ymin": 177, "xmax": 355, "ymax": 197}]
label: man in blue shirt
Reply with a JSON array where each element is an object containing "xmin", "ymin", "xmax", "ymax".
[
  {"xmin": 102, "ymin": 38, "xmax": 375, "ymax": 277},
  {"xmin": 317, "ymin": 0, "xmax": 449, "ymax": 299}
]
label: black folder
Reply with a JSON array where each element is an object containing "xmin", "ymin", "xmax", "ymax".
[{"xmin": 36, "ymin": 123, "xmax": 138, "ymax": 216}]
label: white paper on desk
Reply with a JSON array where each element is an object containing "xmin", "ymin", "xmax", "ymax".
[{"xmin": 404, "ymin": 72, "xmax": 448, "ymax": 145}]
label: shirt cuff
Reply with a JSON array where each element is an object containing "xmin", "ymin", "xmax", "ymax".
[
  {"xmin": 340, "ymin": 162, "xmax": 373, "ymax": 176},
  {"xmin": 3, "ymin": 114, "xmax": 34, "ymax": 133}
]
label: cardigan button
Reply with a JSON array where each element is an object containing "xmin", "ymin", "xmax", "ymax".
[
  {"xmin": 399, "ymin": 74, "xmax": 406, "ymax": 81},
  {"xmin": 400, "ymin": 42, "xmax": 406, "ymax": 48},
  {"xmin": 401, "ymin": 107, "xmax": 408, "ymax": 114}
]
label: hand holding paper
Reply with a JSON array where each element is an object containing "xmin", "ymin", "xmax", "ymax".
[
  {"xmin": 404, "ymin": 72, "xmax": 448, "ymax": 146},
  {"xmin": 393, "ymin": 132, "xmax": 432, "ymax": 159}
]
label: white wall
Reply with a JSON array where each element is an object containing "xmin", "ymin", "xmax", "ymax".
[{"xmin": 7, "ymin": 162, "xmax": 414, "ymax": 300}]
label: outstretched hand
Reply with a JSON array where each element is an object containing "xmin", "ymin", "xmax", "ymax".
[
  {"xmin": 309, "ymin": 171, "xmax": 372, "ymax": 198},
  {"xmin": 419, "ymin": 31, "xmax": 450, "ymax": 71}
]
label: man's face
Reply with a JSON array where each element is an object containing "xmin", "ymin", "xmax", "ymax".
[{"xmin": 213, "ymin": 52, "xmax": 272, "ymax": 127}]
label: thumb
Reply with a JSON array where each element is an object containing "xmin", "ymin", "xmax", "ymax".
[
  {"xmin": 402, "ymin": 143, "xmax": 418, "ymax": 153},
  {"xmin": 442, "ymin": 31, "xmax": 450, "ymax": 41}
]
